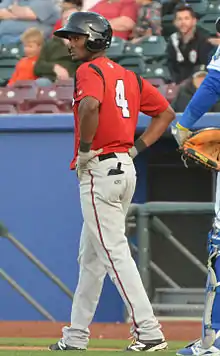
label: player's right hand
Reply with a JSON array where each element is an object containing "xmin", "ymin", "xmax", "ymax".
[
  {"xmin": 76, "ymin": 148, "xmax": 103, "ymax": 180},
  {"xmin": 128, "ymin": 146, "xmax": 138, "ymax": 159},
  {"xmin": 171, "ymin": 122, "xmax": 192, "ymax": 146}
]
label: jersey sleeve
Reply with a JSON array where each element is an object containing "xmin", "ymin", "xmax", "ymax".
[
  {"xmin": 140, "ymin": 78, "xmax": 169, "ymax": 116},
  {"xmin": 75, "ymin": 64, "xmax": 104, "ymax": 103}
]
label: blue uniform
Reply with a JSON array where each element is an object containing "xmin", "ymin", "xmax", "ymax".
[{"xmin": 176, "ymin": 45, "xmax": 220, "ymax": 356}]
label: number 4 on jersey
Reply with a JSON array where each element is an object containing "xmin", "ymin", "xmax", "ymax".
[{"xmin": 115, "ymin": 80, "xmax": 130, "ymax": 118}]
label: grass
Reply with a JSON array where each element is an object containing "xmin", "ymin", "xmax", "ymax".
[{"xmin": 0, "ymin": 338, "xmax": 187, "ymax": 356}]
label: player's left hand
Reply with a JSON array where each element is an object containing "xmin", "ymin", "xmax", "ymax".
[
  {"xmin": 76, "ymin": 148, "xmax": 103, "ymax": 180},
  {"xmin": 171, "ymin": 122, "xmax": 192, "ymax": 146}
]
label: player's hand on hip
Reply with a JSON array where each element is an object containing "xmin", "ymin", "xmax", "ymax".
[
  {"xmin": 76, "ymin": 148, "xmax": 103, "ymax": 180},
  {"xmin": 128, "ymin": 146, "xmax": 138, "ymax": 159},
  {"xmin": 171, "ymin": 122, "xmax": 192, "ymax": 146}
]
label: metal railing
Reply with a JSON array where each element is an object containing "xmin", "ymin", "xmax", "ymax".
[
  {"xmin": 0, "ymin": 223, "xmax": 73, "ymax": 320},
  {"xmin": 126, "ymin": 202, "xmax": 214, "ymax": 293},
  {"xmin": 1, "ymin": 201, "xmax": 215, "ymax": 319}
]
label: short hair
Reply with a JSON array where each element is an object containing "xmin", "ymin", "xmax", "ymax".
[
  {"xmin": 20, "ymin": 27, "xmax": 44, "ymax": 45},
  {"xmin": 174, "ymin": 3, "xmax": 196, "ymax": 18}
]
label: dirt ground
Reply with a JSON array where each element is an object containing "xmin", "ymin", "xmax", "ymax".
[{"xmin": 0, "ymin": 321, "xmax": 201, "ymax": 341}]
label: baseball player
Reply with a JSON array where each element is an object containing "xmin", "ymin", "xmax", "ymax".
[
  {"xmin": 172, "ymin": 17, "xmax": 220, "ymax": 356},
  {"xmin": 49, "ymin": 11, "xmax": 175, "ymax": 352}
]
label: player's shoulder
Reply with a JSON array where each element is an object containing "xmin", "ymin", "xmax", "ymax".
[{"xmin": 76, "ymin": 62, "xmax": 91, "ymax": 76}]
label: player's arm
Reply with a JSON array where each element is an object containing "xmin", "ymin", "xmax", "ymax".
[
  {"xmin": 75, "ymin": 65, "xmax": 104, "ymax": 152},
  {"xmin": 172, "ymin": 69, "xmax": 220, "ymax": 145},
  {"xmin": 78, "ymin": 96, "xmax": 99, "ymax": 151},
  {"xmin": 129, "ymin": 79, "xmax": 175, "ymax": 158}
]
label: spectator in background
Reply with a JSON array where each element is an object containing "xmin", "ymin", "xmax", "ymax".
[
  {"xmin": 171, "ymin": 65, "xmax": 220, "ymax": 112},
  {"xmin": 0, "ymin": 0, "xmax": 60, "ymax": 44},
  {"xmin": 82, "ymin": 0, "xmax": 100, "ymax": 11},
  {"xmin": 131, "ymin": 0, "xmax": 161, "ymax": 43},
  {"xmin": 166, "ymin": 4, "xmax": 214, "ymax": 84},
  {"xmin": 89, "ymin": 0, "xmax": 138, "ymax": 40},
  {"xmin": 53, "ymin": 0, "xmax": 82, "ymax": 33},
  {"xmin": 7, "ymin": 27, "xmax": 44, "ymax": 85},
  {"xmin": 34, "ymin": 8, "xmax": 79, "ymax": 86}
]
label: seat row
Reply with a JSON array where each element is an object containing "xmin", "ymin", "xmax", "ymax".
[{"xmin": 0, "ymin": 80, "xmax": 179, "ymax": 114}]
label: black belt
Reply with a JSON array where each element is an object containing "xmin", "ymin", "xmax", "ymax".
[{"xmin": 98, "ymin": 152, "xmax": 117, "ymax": 161}]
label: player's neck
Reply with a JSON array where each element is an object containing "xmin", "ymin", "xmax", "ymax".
[{"xmin": 89, "ymin": 51, "xmax": 106, "ymax": 61}]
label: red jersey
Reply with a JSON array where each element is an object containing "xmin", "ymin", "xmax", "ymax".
[{"xmin": 70, "ymin": 56, "xmax": 169, "ymax": 170}]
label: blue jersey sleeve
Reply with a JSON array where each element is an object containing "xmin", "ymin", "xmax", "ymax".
[{"xmin": 178, "ymin": 69, "xmax": 220, "ymax": 129}]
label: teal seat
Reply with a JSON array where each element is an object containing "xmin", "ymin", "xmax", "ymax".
[
  {"xmin": 198, "ymin": 14, "xmax": 217, "ymax": 35},
  {"xmin": 162, "ymin": 14, "xmax": 175, "ymax": 38},
  {"xmin": 117, "ymin": 55, "xmax": 147, "ymax": 75},
  {"xmin": 187, "ymin": 0, "xmax": 209, "ymax": 17},
  {"xmin": 127, "ymin": 36, "xmax": 167, "ymax": 62},
  {"xmin": 106, "ymin": 36, "xmax": 126, "ymax": 59},
  {"xmin": 143, "ymin": 62, "xmax": 171, "ymax": 83}
]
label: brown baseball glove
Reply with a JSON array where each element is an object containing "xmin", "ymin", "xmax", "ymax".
[{"xmin": 179, "ymin": 127, "xmax": 220, "ymax": 171}]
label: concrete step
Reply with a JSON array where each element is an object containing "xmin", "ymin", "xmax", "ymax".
[
  {"xmin": 153, "ymin": 288, "xmax": 205, "ymax": 305},
  {"xmin": 152, "ymin": 302, "xmax": 204, "ymax": 317}
]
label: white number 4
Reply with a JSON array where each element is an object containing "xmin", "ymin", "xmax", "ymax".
[{"xmin": 115, "ymin": 80, "xmax": 130, "ymax": 118}]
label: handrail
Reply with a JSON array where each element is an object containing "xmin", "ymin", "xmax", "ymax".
[
  {"xmin": 126, "ymin": 202, "xmax": 214, "ymax": 292},
  {"xmin": 0, "ymin": 222, "xmax": 73, "ymax": 301},
  {"xmin": 0, "ymin": 268, "xmax": 56, "ymax": 321},
  {"xmin": 151, "ymin": 216, "xmax": 208, "ymax": 274}
]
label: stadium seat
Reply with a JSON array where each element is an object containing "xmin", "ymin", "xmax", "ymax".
[
  {"xmin": 143, "ymin": 62, "xmax": 171, "ymax": 83},
  {"xmin": 127, "ymin": 36, "xmax": 167, "ymax": 62},
  {"xmin": 206, "ymin": 1, "xmax": 220, "ymax": 14},
  {"xmin": 0, "ymin": 104, "xmax": 17, "ymax": 113},
  {"xmin": 0, "ymin": 59, "xmax": 18, "ymax": 86},
  {"xmin": 0, "ymin": 43, "xmax": 24, "ymax": 85},
  {"xmin": 198, "ymin": 14, "xmax": 217, "ymax": 35},
  {"xmin": 55, "ymin": 79, "xmax": 74, "ymax": 87},
  {"xmin": 160, "ymin": 83, "xmax": 180, "ymax": 103},
  {"xmin": 0, "ymin": 86, "xmax": 38, "ymax": 112},
  {"xmin": 0, "ymin": 42, "xmax": 24, "ymax": 60},
  {"xmin": 21, "ymin": 86, "xmax": 71, "ymax": 113},
  {"xmin": 106, "ymin": 36, "xmax": 126, "ymax": 59},
  {"xmin": 0, "ymin": 87, "xmax": 25, "ymax": 105},
  {"xmin": 147, "ymin": 78, "xmax": 166, "ymax": 88},
  {"xmin": 124, "ymin": 43, "xmax": 143, "ymax": 56},
  {"xmin": 28, "ymin": 104, "xmax": 61, "ymax": 113},
  {"xmin": 56, "ymin": 85, "xmax": 73, "ymax": 112},
  {"xmin": 117, "ymin": 55, "xmax": 147, "ymax": 75},
  {"xmin": 187, "ymin": 0, "xmax": 209, "ymax": 17},
  {"xmin": 161, "ymin": 14, "xmax": 175, "ymax": 39}
]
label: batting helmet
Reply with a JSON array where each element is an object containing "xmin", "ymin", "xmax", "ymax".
[{"xmin": 54, "ymin": 11, "xmax": 112, "ymax": 52}]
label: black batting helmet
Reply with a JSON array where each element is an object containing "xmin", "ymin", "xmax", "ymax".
[{"xmin": 54, "ymin": 11, "xmax": 112, "ymax": 52}]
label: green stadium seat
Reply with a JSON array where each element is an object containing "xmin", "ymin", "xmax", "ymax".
[
  {"xmin": 125, "ymin": 36, "xmax": 167, "ymax": 62},
  {"xmin": 161, "ymin": 14, "xmax": 175, "ymax": 38},
  {"xmin": 143, "ymin": 62, "xmax": 171, "ymax": 83},
  {"xmin": 187, "ymin": 0, "xmax": 209, "ymax": 17},
  {"xmin": 206, "ymin": 1, "xmax": 220, "ymax": 14},
  {"xmin": 0, "ymin": 43, "xmax": 24, "ymax": 86},
  {"xmin": 198, "ymin": 14, "xmax": 217, "ymax": 35},
  {"xmin": 117, "ymin": 55, "xmax": 147, "ymax": 75},
  {"xmin": 106, "ymin": 36, "xmax": 126, "ymax": 59},
  {"xmin": 0, "ymin": 42, "xmax": 24, "ymax": 60}
]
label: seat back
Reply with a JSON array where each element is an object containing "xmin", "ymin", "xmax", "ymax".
[
  {"xmin": 106, "ymin": 36, "xmax": 126, "ymax": 59},
  {"xmin": 117, "ymin": 55, "xmax": 147, "ymax": 75}
]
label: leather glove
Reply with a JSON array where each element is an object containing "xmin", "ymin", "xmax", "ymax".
[
  {"xmin": 171, "ymin": 122, "xmax": 192, "ymax": 146},
  {"xmin": 76, "ymin": 148, "xmax": 103, "ymax": 180}
]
